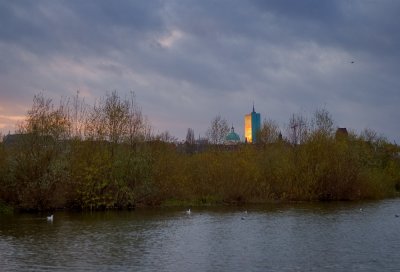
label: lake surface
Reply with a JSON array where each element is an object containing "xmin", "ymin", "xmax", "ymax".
[{"xmin": 1, "ymin": 200, "xmax": 400, "ymax": 271}]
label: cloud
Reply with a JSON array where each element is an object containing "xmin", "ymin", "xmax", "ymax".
[
  {"xmin": 0, "ymin": 114, "xmax": 25, "ymax": 133},
  {"xmin": 157, "ymin": 29, "xmax": 184, "ymax": 48},
  {"xmin": 0, "ymin": 0, "xmax": 399, "ymax": 142}
]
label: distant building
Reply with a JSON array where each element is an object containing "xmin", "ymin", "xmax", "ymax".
[
  {"xmin": 2, "ymin": 133, "xmax": 55, "ymax": 148},
  {"xmin": 225, "ymin": 126, "xmax": 240, "ymax": 145},
  {"xmin": 244, "ymin": 104, "xmax": 261, "ymax": 143},
  {"xmin": 335, "ymin": 127, "xmax": 348, "ymax": 140},
  {"xmin": 2, "ymin": 133, "xmax": 27, "ymax": 147}
]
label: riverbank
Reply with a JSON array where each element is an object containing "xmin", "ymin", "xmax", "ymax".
[
  {"xmin": 4, "ymin": 194, "xmax": 400, "ymax": 215},
  {"xmin": 1, "ymin": 137, "xmax": 400, "ymax": 212}
]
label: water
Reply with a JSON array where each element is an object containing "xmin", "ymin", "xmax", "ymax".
[{"xmin": 1, "ymin": 200, "xmax": 400, "ymax": 271}]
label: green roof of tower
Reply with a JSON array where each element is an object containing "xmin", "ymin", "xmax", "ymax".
[{"xmin": 225, "ymin": 126, "xmax": 240, "ymax": 142}]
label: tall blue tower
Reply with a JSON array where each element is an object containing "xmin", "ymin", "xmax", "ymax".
[{"xmin": 244, "ymin": 104, "xmax": 261, "ymax": 143}]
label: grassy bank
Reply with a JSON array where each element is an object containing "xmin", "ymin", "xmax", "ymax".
[{"xmin": 1, "ymin": 134, "xmax": 399, "ymax": 212}]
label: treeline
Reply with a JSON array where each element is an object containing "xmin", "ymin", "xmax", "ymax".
[{"xmin": 0, "ymin": 92, "xmax": 399, "ymax": 211}]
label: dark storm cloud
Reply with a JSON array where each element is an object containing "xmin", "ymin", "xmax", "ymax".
[
  {"xmin": 249, "ymin": 0, "xmax": 400, "ymax": 61},
  {"xmin": 0, "ymin": 0, "xmax": 164, "ymax": 57},
  {"xmin": 0, "ymin": 0, "xmax": 399, "ymax": 142},
  {"xmin": 252, "ymin": 0, "xmax": 342, "ymax": 22}
]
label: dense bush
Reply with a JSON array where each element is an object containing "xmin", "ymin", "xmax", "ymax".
[{"xmin": 1, "ymin": 92, "xmax": 399, "ymax": 211}]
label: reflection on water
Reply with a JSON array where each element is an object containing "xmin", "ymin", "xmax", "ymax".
[{"xmin": 1, "ymin": 200, "xmax": 400, "ymax": 271}]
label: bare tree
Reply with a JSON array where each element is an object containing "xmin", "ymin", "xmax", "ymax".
[
  {"xmin": 361, "ymin": 128, "xmax": 378, "ymax": 143},
  {"xmin": 312, "ymin": 107, "xmax": 334, "ymax": 136},
  {"xmin": 286, "ymin": 113, "xmax": 309, "ymax": 145},
  {"xmin": 206, "ymin": 114, "xmax": 229, "ymax": 145},
  {"xmin": 69, "ymin": 90, "xmax": 87, "ymax": 140},
  {"xmin": 19, "ymin": 93, "xmax": 70, "ymax": 140},
  {"xmin": 186, "ymin": 128, "xmax": 195, "ymax": 145},
  {"xmin": 126, "ymin": 91, "xmax": 150, "ymax": 144},
  {"xmin": 84, "ymin": 91, "xmax": 150, "ymax": 144},
  {"xmin": 84, "ymin": 99, "xmax": 107, "ymax": 141},
  {"xmin": 104, "ymin": 91, "xmax": 130, "ymax": 144},
  {"xmin": 154, "ymin": 130, "xmax": 178, "ymax": 143},
  {"xmin": 360, "ymin": 128, "xmax": 387, "ymax": 145},
  {"xmin": 258, "ymin": 119, "xmax": 280, "ymax": 144},
  {"xmin": 14, "ymin": 93, "xmax": 71, "ymax": 210}
]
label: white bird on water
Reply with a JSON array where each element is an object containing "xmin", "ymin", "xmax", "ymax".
[
  {"xmin": 47, "ymin": 214, "xmax": 53, "ymax": 221},
  {"xmin": 186, "ymin": 209, "xmax": 191, "ymax": 215}
]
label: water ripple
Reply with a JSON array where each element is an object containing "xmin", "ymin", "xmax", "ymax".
[{"xmin": 1, "ymin": 201, "xmax": 400, "ymax": 271}]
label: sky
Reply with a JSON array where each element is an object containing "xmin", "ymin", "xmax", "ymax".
[{"xmin": 0, "ymin": 0, "xmax": 399, "ymax": 143}]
